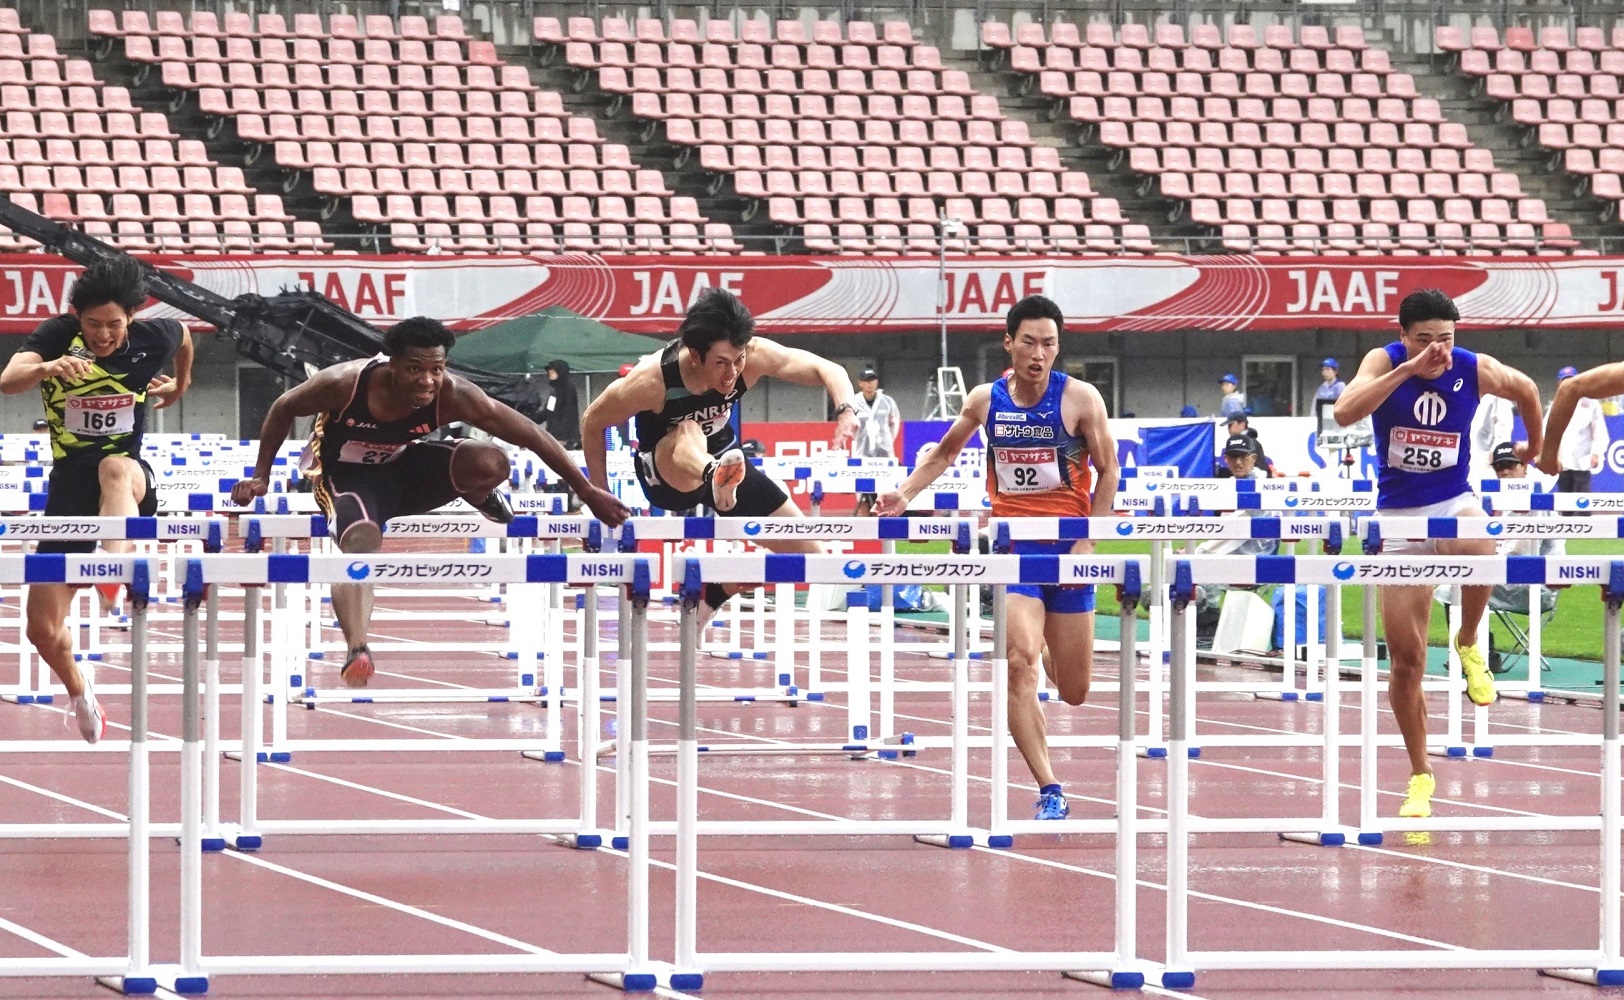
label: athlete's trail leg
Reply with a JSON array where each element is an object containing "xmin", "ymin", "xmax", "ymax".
[
  {"xmin": 1381, "ymin": 583, "xmax": 1434, "ymax": 775},
  {"xmin": 1007, "ymin": 595, "xmax": 1059, "ymax": 788}
]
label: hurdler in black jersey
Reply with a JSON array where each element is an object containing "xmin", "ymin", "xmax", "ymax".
[
  {"xmin": 304, "ymin": 358, "xmax": 467, "ymax": 543},
  {"xmin": 233, "ymin": 317, "xmax": 628, "ymax": 689},
  {"xmin": 581, "ymin": 289, "xmax": 858, "ymax": 619},
  {"xmin": 628, "ymin": 338, "xmax": 789, "ymax": 514}
]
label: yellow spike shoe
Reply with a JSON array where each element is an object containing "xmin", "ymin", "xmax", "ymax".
[{"xmin": 1399, "ymin": 772, "xmax": 1436, "ymax": 819}]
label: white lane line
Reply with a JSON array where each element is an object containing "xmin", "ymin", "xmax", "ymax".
[{"xmin": 0, "ymin": 913, "xmax": 85, "ymax": 957}]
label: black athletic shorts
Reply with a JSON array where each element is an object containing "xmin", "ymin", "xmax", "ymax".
[
  {"xmin": 313, "ymin": 439, "xmax": 466, "ymax": 540},
  {"xmin": 40, "ymin": 452, "xmax": 157, "ymax": 554},
  {"xmin": 633, "ymin": 449, "xmax": 789, "ymax": 516}
]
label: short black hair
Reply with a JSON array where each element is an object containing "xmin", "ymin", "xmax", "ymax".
[
  {"xmin": 1006, "ymin": 295, "xmax": 1064, "ymax": 337},
  {"xmin": 678, "ymin": 288, "xmax": 754, "ymax": 359},
  {"xmin": 383, "ymin": 316, "xmax": 455, "ymax": 356},
  {"xmin": 1398, "ymin": 288, "xmax": 1460, "ymax": 331},
  {"xmin": 70, "ymin": 257, "xmax": 148, "ymax": 314}
]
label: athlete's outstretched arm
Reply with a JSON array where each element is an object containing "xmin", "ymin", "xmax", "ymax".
[
  {"xmin": 873, "ymin": 385, "xmax": 990, "ymax": 516},
  {"xmin": 230, "ymin": 365, "xmax": 357, "ymax": 506},
  {"xmin": 743, "ymin": 338, "xmax": 860, "ymax": 448},
  {"xmin": 1334, "ymin": 342, "xmax": 1447, "ymax": 426},
  {"xmin": 578, "ymin": 364, "xmax": 663, "ymax": 491},
  {"xmin": 1538, "ymin": 361, "xmax": 1624, "ymax": 475},
  {"xmin": 149, "ymin": 324, "xmax": 193, "ymax": 409},
  {"xmin": 443, "ymin": 378, "xmax": 629, "ymax": 525},
  {"xmin": 1072, "ymin": 380, "xmax": 1119, "ymax": 516},
  {"xmin": 1476, "ymin": 353, "xmax": 1543, "ymax": 465}
]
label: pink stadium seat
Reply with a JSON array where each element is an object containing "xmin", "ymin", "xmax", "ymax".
[{"xmin": 1504, "ymin": 26, "xmax": 1536, "ymax": 52}]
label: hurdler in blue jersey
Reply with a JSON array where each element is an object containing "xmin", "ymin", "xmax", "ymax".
[
  {"xmin": 1333, "ymin": 288, "xmax": 1544, "ymax": 819},
  {"xmin": 0, "ymin": 258, "xmax": 194, "ymax": 743}
]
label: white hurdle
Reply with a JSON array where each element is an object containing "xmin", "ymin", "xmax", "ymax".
[
  {"xmin": 5, "ymin": 550, "xmax": 676, "ymax": 994},
  {"xmin": 0, "ymin": 558, "xmax": 201, "ymax": 994},
  {"xmin": 1161, "ymin": 553, "xmax": 1624, "ymax": 986},
  {"xmin": 664, "ymin": 551, "xmax": 1144, "ymax": 988}
]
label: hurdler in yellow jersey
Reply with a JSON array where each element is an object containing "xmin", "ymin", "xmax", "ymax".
[{"xmin": 0, "ymin": 257, "xmax": 193, "ymax": 743}]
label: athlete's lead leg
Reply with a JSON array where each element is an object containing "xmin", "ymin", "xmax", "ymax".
[{"xmin": 331, "ymin": 519, "xmax": 381, "ymax": 687}]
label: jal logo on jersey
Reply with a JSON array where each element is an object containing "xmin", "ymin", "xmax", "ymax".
[{"xmin": 1412, "ymin": 391, "xmax": 1448, "ymax": 427}]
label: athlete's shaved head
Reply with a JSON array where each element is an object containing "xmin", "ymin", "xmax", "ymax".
[
  {"xmin": 1397, "ymin": 289, "xmax": 1459, "ymax": 332},
  {"xmin": 678, "ymin": 288, "xmax": 754, "ymax": 360},
  {"xmin": 70, "ymin": 257, "xmax": 148, "ymax": 315},
  {"xmin": 383, "ymin": 316, "xmax": 456, "ymax": 357}
]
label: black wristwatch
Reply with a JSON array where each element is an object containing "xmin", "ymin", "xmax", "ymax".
[{"xmin": 834, "ymin": 402, "xmax": 856, "ymax": 418}]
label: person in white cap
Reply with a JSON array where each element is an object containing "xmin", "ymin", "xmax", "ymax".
[
  {"xmin": 851, "ymin": 366, "xmax": 900, "ymax": 516},
  {"xmin": 1544, "ymin": 365, "xmax": 1608, "ymax": 493}
]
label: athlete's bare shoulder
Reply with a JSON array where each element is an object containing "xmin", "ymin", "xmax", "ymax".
[{"xmin": 958, "ymin": 383, "xmax": 994, "ymax": 420}]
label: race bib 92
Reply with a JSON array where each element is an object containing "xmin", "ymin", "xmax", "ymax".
[
  {"xmin": 1387, "ymin": 427, "xmax": 1460, "ymax": 473},
  {"xmin": 65, "ymin": 393, "xmax": 136, "ymax": 437},
  {"xmin": 994, "ymin": 446, "xmax": 1062, "ymax": 493}
]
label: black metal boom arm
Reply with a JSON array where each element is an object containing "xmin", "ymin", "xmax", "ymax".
[{"xmin": 0, "ymin": 196, "xmax": 546, "ymax": 419}]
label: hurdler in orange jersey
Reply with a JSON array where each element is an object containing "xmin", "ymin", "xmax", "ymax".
[{"xmin": 875, "ymin": 295, "xmax": 1117, "ymax": 820}]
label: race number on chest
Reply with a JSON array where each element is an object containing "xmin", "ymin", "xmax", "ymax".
[
  {"xmin": 1387, "ymin": 427, "xmax": 1460, "ymax": 473},
  {"xmin": 337, "ymin": 440, "xmax": 406, "ymax": 465},
  {"xmin": 994, "ymin": 446, "xmax": 1061, "ymax": 492},
  {"xmin": 65, "ymin": 393, "xmax": 137, "ymax": 437}
]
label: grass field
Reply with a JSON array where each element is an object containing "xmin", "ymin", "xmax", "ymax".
[{"xmin": 908, "ymin": 537, "xmax": 1624, "ymax": 663}]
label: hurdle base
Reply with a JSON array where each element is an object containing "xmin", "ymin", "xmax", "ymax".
[
  {"xmin": 223, "ymin": 750, "xmax": 293, "ymax": 764},
  {"xmin": 1277, "ymin": 828, "xmax": 1366, "ymax": 847},
  {"xmin": 587, "ymin": 962, "xmax": 703, "ymax": 992},
  {"xmin": 1137, "ymin": 745, "xmax": 1201, "ymax": 759},
  {"xmin": 913, "ymin": 831, "xmax": 1009, "ymax": 849},
  {"xmin": 95, "ymin": 974, "xmax": 156, "ymax": 996},
  {"xmin": 1426, "ymin": 745, "xmax": 1471, "ymax": 760},
  {"xmin": 555, "ymin": 831, "xmax": 606, "ymax": 850},
  {"xmin": 98, "ymin": 964, "xmax": 208, "ymax": 996},
  {"xmin": 1539, "ymin": 967, "xmax": 1624, "ymax": 986},
  {"xmin": 1502, "ymin": 689, "xmax": 1546, "ymax": 703},
  {"xmin": 1252, "ymin": 690, "xmax": 1302, "ymax": 702},
  {"xmin": 218, "ymin": 823, "xmax": 262, "ymax": 852},
  {"xmin": 1063, "ymin": 961, "xmax": 1160, "ymax": 989},
  {"xmin": 2, "ymin": 692, "xmax": 53, "ymax": 705},
  {"xmin": 519, "ymin": 749, "xmax": 569, "ymax": 763}
]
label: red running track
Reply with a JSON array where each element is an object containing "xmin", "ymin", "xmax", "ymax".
[{"xmin": 0, "ymin": 589, "xmax": 1618, "ymax": 999}]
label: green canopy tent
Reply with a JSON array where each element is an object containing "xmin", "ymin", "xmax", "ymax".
[{"xmin": 450, "ymin": 306, "xmax": 667, "ymax": 375}]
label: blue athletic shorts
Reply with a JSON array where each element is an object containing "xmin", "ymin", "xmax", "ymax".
[{"xmin": 1006, "ymin": 539, "xmax": 1096, "ymax": 614}]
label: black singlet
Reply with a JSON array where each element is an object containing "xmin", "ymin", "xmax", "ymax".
[
  {"xmin": 309, "ymin": 360, "xmax": 442, "ymax": 477},
  {"xmin": 632, "ymin": 339, "xmax": 747, "ymax": 458}
]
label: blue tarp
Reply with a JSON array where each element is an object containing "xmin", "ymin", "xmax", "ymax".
[{"xmin": 1140, "ymin": 421, "xmax": 1217, "ymax": 479}]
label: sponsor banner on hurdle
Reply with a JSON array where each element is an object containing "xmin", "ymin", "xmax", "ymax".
[
  {"xmin": 167, "ymin": 553, "xmax": 646, "ymax": 585},
  {"xmin": 1488, "ymin": 493, "xmax": 1624, "ymax": 512},
  {"xmin": 1241, "ymin": 494, "xmax": 1378, "ymax": 511},
  {"xmin": 992, "ymin": 516, "xmax": 1343, "ymax": 541},
  {"xmin": 1176, "ymin": 554, "xmax": 1623, "ymax": 586},
  {"xmin": 680, "ymin": 553, "xmax": 1134, "ymax": 585},
  {"xmin": 241, "ymin": 514, "xmax": 601, "ymax": 540},
  {"xmin": 624, "ymin": 516, "xmax": 972, "ymax": 543},
  {"xmin": 1366, "ymin": 516, "xmax": 1623, "ymax": 540},
  {"xmin": 0, "ymin": 515, "xmax": 216, "ymax": 541},
  {"xmin": 14, "ymin": 554, "xmax": 147, "ymax": 584}
]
